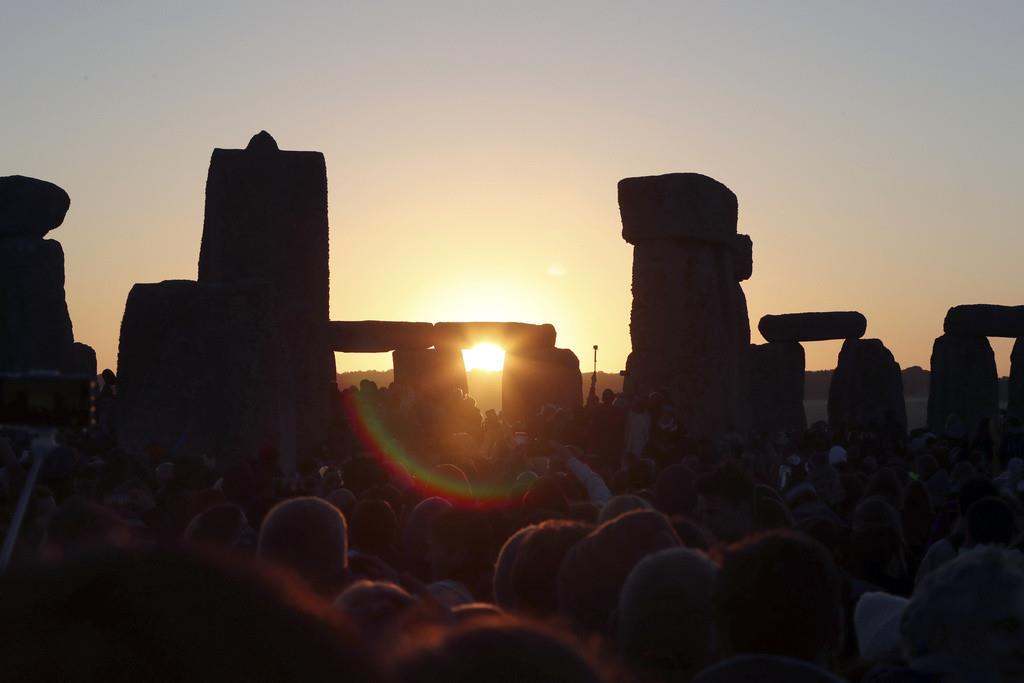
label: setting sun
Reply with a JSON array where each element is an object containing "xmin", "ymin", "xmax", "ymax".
[{"xmin": 462, "ymin": 343, "xmax": 505, "ymax": 372}]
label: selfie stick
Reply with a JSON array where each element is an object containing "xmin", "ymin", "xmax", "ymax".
[{"xmin": 0, "ymin": 429, "xmax": 55, "ymax": 572}]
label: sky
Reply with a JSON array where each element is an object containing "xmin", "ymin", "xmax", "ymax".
[{"xmin": 3, "ymin": 1, "xmax": 1022, "ymax": 376}]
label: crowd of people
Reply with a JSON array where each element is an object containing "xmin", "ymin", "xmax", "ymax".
[{"xmin": 2, "ymin": 374, "xmax": 1024, "ymax": 682}]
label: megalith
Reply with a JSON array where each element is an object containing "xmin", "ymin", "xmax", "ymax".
[
  {"xmin": 502, "ymin": 347, "xmax": 582, "ymax": 426},
  {"xmin": 328, "ymin": 321, "xmax": 436, "ymax": 352},
  {"xmin": 1010, "ymin": 338, "xmax": 1023, "ymax": 419},
  {"xmin": 618, "ymin": 172, "xmax": 750, "ymax": 440},
  {"xmin": 116, "ymin": 280, "xmax": 291, "ymax": 463},
  {"xmin": 758, "ymin": 312, "xmax": 866, "ymax": 343},
  {"xmin": 829, "ymin": 338, "xmax": 906, "ymax": 434},
  {"xmin": 928, "ymin": 334, "xmax": 998, "ymax": 433},
  {"xmin": 392, "ymin": 347, "xmax": 469, "ymax": 400},
  {"xmin": 944, "ymin": 305, "xmax": 1024, "ymax": 338},
  {"xmin": 433, "ymin": 322, "xmax": 556, "ymax": 351},
  {"xmin": 0, "ymin": 175, "xmax": 70, "ymax": 238},
  {"xmin": 198, "ymin": 131, "xmax": 334, "ymax": 459},
  {"xmin": 0, "ymin": 176, "xmax": 91, "ymax": 376},
  {"xmin": 746, "ymin": 342, "xmax": 806, "ymax": 434}
]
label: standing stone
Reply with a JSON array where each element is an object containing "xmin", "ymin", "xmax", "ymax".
[
  {"xmin": 70, "ymin": 342, "xmax": 97, "ymax": 378},
  {"xmin": 732, "ymin": 234, "xmax": 753, "ymax": 282},
  {"xmin": 198, "ymin": 131, "xmax": 334, "ymax": 459},
  {"xmin": 928, "ymin": 334, "xmax": 998, "ymax": 434},
  {"xmin": 746, "ymin": 342, "xmax": 806, "ymax": 434},
  {"xmin": 619, "ymin": 173, "xmax": 750, "ymax": 440},
  {"xmin": 0, "ymin": 175, "xmax": 71, "ymax": 238},
  {"xmin": 1007, "ymin": 338, "xmax": 1022, "ymax": 419},
  {"xmin": 829, "ymin": 339, "xmax": 906, "ymax": 434},
  {"xmin": 116, "ymin": 280, "xmax": 292, "ymax": 465},
  {"xmin": 392, "ymin": 348, "xmax": 468, "ymax": 400},
  {"xmin": 0, "ymin": 238, "xmax": 75, "ymax": 373},
  {"xmin": 502, "ymin": 347, "xmax": 582, "ymax": 426}
]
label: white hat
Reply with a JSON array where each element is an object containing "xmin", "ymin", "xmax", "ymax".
[
  {"xmin": 828, "ymin": 446, "xmax": 848, "ymax": 466},
  {"xmin": 855, "ymin": 591, "xmax": 909, "ymax": 662}
]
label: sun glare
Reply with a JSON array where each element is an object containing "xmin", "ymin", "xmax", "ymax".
[{"xmin": 463, "ymin": 343, "xmax": 505, "ymax": 372}]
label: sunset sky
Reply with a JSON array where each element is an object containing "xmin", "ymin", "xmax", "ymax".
[{"xmin": 3, "ymin": 2, "xmax": 1022, "ymax": 377}]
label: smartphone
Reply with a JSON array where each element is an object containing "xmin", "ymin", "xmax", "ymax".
[{"xmin": 0, "ymin": 374, "xmax": 95, "ymax": 429}]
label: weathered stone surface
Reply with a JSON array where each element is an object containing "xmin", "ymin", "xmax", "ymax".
[
  {"xmin": 1010, "ymin": 338, "xmax": 1023, "ymax": 419},
  {"xmin": 502, "ymin": 347, "xmax": 582, "ymax": 426},
  {"xmin": 0, "ymin": 238, "xmax": 75, "ymax": 373},
  {"xmin": 433, "ymin": 322, "xmax": 556, "ymax": 350},
  {"xmin": 626, "ymin": 238, "xmax": 750, "ymax": 439},
  {"xmin": 618, "ymin": 173, "xmax": 738, "ymax": 246},
  {"xmin": 829, "ymin": 338, "xmax": 906, "ymax": 434},
  {"xmin": 0, "ymin": 176, "xmax": 70, "ymax": 238},
  {"xmin": 746, "ymin": 342, "xmax": 806, "ymax": 434},
  {"xmin": 116, "ymin": 280, "xmax": 292, "ymax": 465},
  {"xmin": 392, "ymin": 347, "xmax": 468, "ymax": 399},
  {"xmin": 70, "ymin": 342, "xmax": 97, "ymax": 377},
  {"xmin": 198, "ymin": 132, "xmax": 334, "ymax": 459},
  {"xmin": 733, "ymin": 234, "xmax": 752, "ymax": 282},
  {"xmin": 758, "ymin": 312, "xmax": 866, "ymax": 343},
  {"xmin": 928, "ymin": 334, "xmax": 998, "ymax": 433},
  {"xmin": 328, "ymin": 321, "xmax": 436, "ymax": 352},
  {"xmin": 944, "ymin": 305, "xmax": 1024, "ymax": 338}
]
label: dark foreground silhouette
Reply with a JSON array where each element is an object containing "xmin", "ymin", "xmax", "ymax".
[{"xmin": 3, "ymin": 379, "xmax": 1024, "ymax": 682}]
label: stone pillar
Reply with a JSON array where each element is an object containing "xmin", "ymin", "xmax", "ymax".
[
  {"xmin": 392, "ymin": 347, "xmax": 468, "ymax": 400},
  {"xmin": 0, "ymin": 176, "xmax": 90, "ymax": 375},
  {"xmin": 198, "ymin": 131, "xmax": 334, "ymax": 461},
  {"xmin": 618, "ymin": 173, "xmax": 750, "ymax": 440},
  {"xmin": 828, "ymin": 339, "xmax": 906, "ymax": 434},
  {"xmin": 116, "ymin": 280, "xmax": 292, "ymax": 465},
  {"xmin": 927, "ymin": 334, "xmax": 998, "ymax": 434},
  {"xmin": 502, "ymin": 347, "xmax": 582, "ymax": 426},
  {"xmin": 746, "ymin": 342, "xmax": 806, "ymax": 434},
  {"xmin": 1008, "ymin": 338, "xmax": 1022, "ymax": 420}
]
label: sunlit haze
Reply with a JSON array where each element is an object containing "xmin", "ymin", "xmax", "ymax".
[
  {"xmin": 3, "ymin": 2, "xmax": 1022, "ymax": 376},
  {"xmin": 463, "ymin": 344, "xmax": 505, "ymax": 372}
]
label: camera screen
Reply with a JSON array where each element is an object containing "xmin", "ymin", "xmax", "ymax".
[{"xmin": 0, "ymin": 375, "xmax": 95, "ymax": 429}]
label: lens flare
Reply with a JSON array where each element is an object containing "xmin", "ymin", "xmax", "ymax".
[{"xmin": 340, "ymin": 390, "xmax": 520, "ymax": 507}]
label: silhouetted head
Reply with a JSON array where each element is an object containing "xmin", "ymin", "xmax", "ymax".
[
  {"xmin": 510, "ymin": 519, "xmax": 592, "ymax": 617},
  {"xmin": 334, "ymin": 579, "xmax": 416, "ymax": 642},
  {"xmin": 849, "ymin": 496, "xmax": 906, "ymax": 588},
  {"xmin": 257, "ymin": 497, "xmax": 349, "ymax": 596},
  {"xmin": 558, "ymin": 509, "xmax": 680, "ymax": 634},
  {"xmin": 966, "ymin": 496, "xmax": 1016, "ymax": 547},
  {"xmin": 959, "ymin": 476, "xmax": 1000, "ymax": 516},
  {"xmin": 493, "ymin": 525, "xmax": 536, "ymax": 611},
  {"xmin": 0, "ymin": 547, "xmax": 379, "ymax": 682},
  {"xmin": 696, "ymin": 462, "xmax": 756, "ymax": 542},
  {"xmin": 523, "ymin": 475, "xmax": 570, "ymax": 517},
  {"xmin": 713, "ymin": 530, "xmax": 843, "ymax": 664},
  {"xmin": 617, "ymin": 547, "xmax": 718, "ymax": 680},
  {"xmin": 904, "ymin": 546, "xmax": 1024, "ymax": 680},
  {"xmin": 654, "ymin": 464, "xmax": 697, "ymax": 517},
  {"xmin": 326, "ymin": 487, "xmax": 358, "ymax": 519},
  {"xmin": 428, "ymin": 507, "xmax": 494, "ymax": 590},
  {"xmin": 402, "ymin": 497, "xmax": 453, "ymax": 579},
  {"xmin": 184, "ymin": 503, "xmax": 254, "ymax": 550},
  {"xmin": 598, "ymin": 494, "xmax": 651, "ymax": 524},
  {"xmin": 392, "ymin": 616, "xmax": 606, "ymax": 683},
  {"xmin": 351, "ymin": 499, "xmax": 398, "ymax": 556}
]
